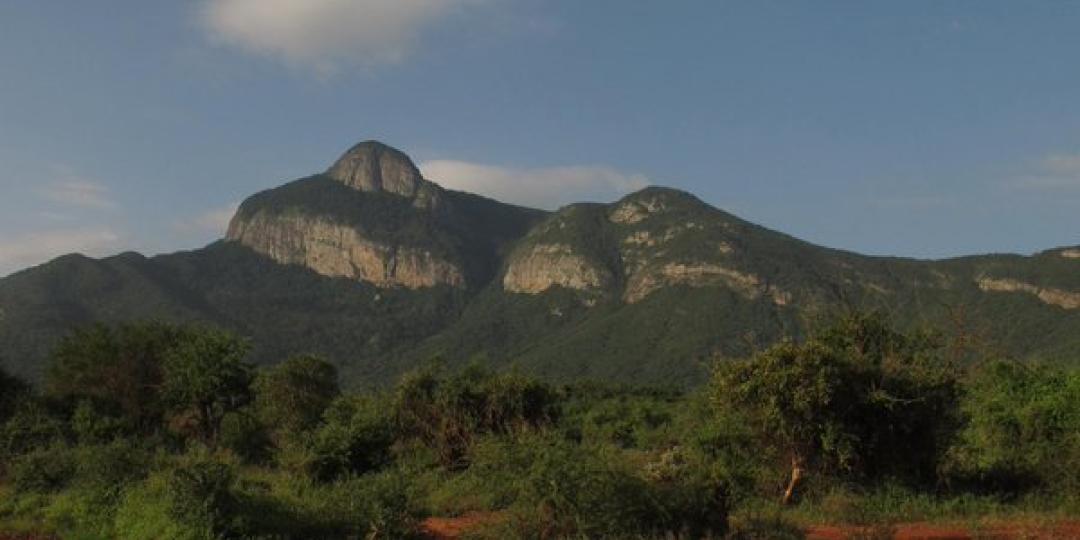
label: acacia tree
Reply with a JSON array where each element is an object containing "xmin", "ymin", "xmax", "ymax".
[
  {"xmin": 45, "ymin": 322, "xmax": 189, "ymax": 433},
  {"xmin": 254, "ymin": 354, "xmax": 340, "ymax": 438},
  {"xmin": 161, "ymin": 328, "xmax": 253, "ymax": 445},
  {"xmin": 712, "ymin": 312, "xmax": 959, "ymax": 504}
]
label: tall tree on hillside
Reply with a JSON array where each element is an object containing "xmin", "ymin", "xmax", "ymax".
[
  {"xmin": 161, "ymin": 327, "xmax": 253, "ymax": 445},
  {"xmin": 712, "ymin": 312, "xmax": 960, "ymax": 504}
]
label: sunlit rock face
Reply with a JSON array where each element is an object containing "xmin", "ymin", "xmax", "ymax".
[
  {"xmin": 226, "ymin": 212, "xmax": 464, "ymax": 289},
  {"xmin": 977, "ymin": 277, "xmax": 1080, "ymax": 310},
  {"xmin": 502, "ymin": 243, "xmax": 612, "ymax": 294},
  {"xmin": 225, "ymin": 141, "xmax": 463, "ymax": 289}
]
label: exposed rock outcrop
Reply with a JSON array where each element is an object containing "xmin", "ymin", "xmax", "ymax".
[
  {"xmin": 977, "ymin": 277, "xmax": 1080, "ymax": 310},
  {"xmin": 609, "ymin": 197, "xmax": 668, "ymax": 224},
  {"xmin": 624, "ymin": 262, "xmax": 790, "ymax": 305},
  {"xmin": 224, "ymin": 141, "xmax": 472, "ymax": 289},
  {"xmin": 326, "ymin": 141, "xmax": 442, "ymax": 208},
  {"xmin": 502, "ymin": 243, "xmax": 612, "ymax": 294},
  {"xmin": 227, "ymin": 212, "xmax": 464, "ymax": 289},
  {"xmin": 1061, "ymin": 249, "xmax": 1080, "ymax": 259}
]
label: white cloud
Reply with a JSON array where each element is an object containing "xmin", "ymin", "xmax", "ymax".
[
  {"xmin": 39, "ymin": 169, "xmax": 115, "ymax": 210},
  {"xmin": 420, "ymin": 160, "xmax": 649, "ymax": 209},
  {"xmin": 173, "ymin": 203, "xmax": 239, "ymax": 236},
  {"xmin": 1010, "ymin": 153, "xmax": 1080, "ymax": 191},
  {"xmin": 199, "ymin": 0, "xmax": 484, "ymax": 73},
  {"xmin": 0, "ymin": 229, "xmax": 123, "ymax": 277}
]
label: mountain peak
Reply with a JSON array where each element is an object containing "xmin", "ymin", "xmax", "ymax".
[{"xmin": 326, "ymin": 140, "xmax": 424, "ymax": 198}]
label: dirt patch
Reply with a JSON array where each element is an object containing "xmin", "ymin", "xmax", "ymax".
[
  {"xmin": 805, "ymin": 521, "xmax": 1080, "ymax": 540},
  {"xmin": 419, "ymin": 511, "xmax": 503, "ymax": 539}
]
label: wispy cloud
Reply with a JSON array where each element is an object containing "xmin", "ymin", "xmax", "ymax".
[
  {"xmin": 39, "ymin": 168, "xmax": 116, "ymax": 210},
  {"xmin": 420, "ymin": 160, "xmax": 649, "ymax": 209},
  {"xmin": 199, "ymin": 0, "xmax": 487, "ymax": 75},
  {"xmin": 173, "ymin": 203, "xmax": 238, "ymax": 235},
  {"xmin": 1010, "ymin": 153, "xmax": 1080, "ymax": 192},
  {"xmin": 0, "ymin": 229, "xmax": 122, "ymax": 277}
]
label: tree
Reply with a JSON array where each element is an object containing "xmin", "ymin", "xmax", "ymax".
[
  {"xmin": 254, "ymin": 354, "xmax": 339, "ymax": 438},
  {"xmin": 45, "ymin": 322, "xmax": 190, "ymax": 433},
  {"xmin": 161, "ymin": 327, "xmax": 253, "ymax": 445},
  {"xmin": 712, "ymin": 312, "xmax": 959, "ymax": 504},
  {"xmin": 0, "ymin": 361, "xmax": 28, "ymax": 424},
  {"xmin": 945, "ymin": 361, "xmax": 1080, "ymax": 494},
  {"xmin": 395, "ymin": 363, "xmax": 559, "ymax": 468}
]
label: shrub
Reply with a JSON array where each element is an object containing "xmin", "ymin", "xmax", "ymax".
[
  {"xmin": 945, "ymin": 361, "xmax": 1080, "ymax": 496},
  {"xmin": 476, "ymin": 434, "xmax": 728, "ymax": 538},
  {"xmin": 254, "ymin": 354, "xmax": 340, "ymax": 439},
  {"xmin": 308, "ymin": 395, "xmax": 396, "ymax": 482},
  {"xmin": 395, "ymin": 364, "xmax": 558, "ymax": 468},
  {"xmin": 166, "ymin": 459, "xmax": 244, "ymax": 538},
  {"xmin": 218, "ymin": 409, "xmax": 270, "ymax": 464},
  {"xmin": 0, "ymin": 363, "xmax": 28, "ymax": 424},
  {"xmin": 1, "ymin": 400, "xmax": 66, "ymax": 458},
  {"xmin": 11, "ymin": 445, "xmax": 76, "ymax": 494}
]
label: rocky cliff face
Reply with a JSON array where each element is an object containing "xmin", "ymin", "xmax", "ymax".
[
  {"xmin": 502, "ymin": 243, "xmax": 612, "ymax": 293},
  {"xmin": 977, "ymin": 277, "xmax": 1080, "ymax": 310},
  {"xmin": 226, "ymin": 211, "xmax": 464, "ymax": 289},
  {"xmin": 225, "ymin": 141, "xmax": 464, "ymax": 289}
]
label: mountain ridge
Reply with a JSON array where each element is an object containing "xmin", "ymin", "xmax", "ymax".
[{"xmin": 1, "ymin": 141, "xmax": 1077, "ymax": 386}]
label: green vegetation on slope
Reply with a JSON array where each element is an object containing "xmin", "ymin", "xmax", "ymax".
[{"xmin": 1, "ymin": 314, "xmax": 1079, "ymax": 538}]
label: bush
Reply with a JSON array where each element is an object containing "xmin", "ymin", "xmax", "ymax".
[
  {"xmin": 308, "ymin": 394, "xmax": 396, "ymax": 482},
  {"xmin": 166, "ymin": 459, "xmax": 244, "ymax": 537},
  {"xmin": 395, "ymin": 364, "xmax": 558, "ymax": 469},
  {"xmin": 945, "ymin": 361, "xmax": 1080, "ymax": 497},
  {"xmin": 473, "ymin": 434, "xmax": 727, "ymax": 538},
  {"xmin": 11, "ymin": 445, "xmax": 75, "ymax": 494},
  {"xmin": 254, "ymin": 354, "xmax": 340, "ymax": 439},
  {"xmin": 1, "ymin": 400, "xmax": 67, "ymax": 458},
  {"xmin": 0, "ymin": 363, "xmax": 28, "ymax": 424},
  {"xmin": 218, "ymin": 409, "xmax": 270, "ymax": 464}
]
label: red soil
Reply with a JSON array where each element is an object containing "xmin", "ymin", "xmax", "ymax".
[
  {"xmin": 805, "ymin": 521, "xmax": 1080, "ymax": 540},
  {"xmin": 419, "ymin": 511, "xmax": 504, "ymax": 539},
  {"xmin": 419, "ymin": 514, "xmax": 1080, "ymax": 539}
]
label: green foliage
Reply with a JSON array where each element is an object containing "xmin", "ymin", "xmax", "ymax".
[
  {"xmin": 10, "ymin": 445, "xmax": 75, "ymax": 494},
  {"xmin": 0, "ymin": 363, "xmax": 27, "ymax": 424},
  {"xmin": 161, "ymin": 327, "xmax": 253, "ymax": 444},
  {"xmin": 46, "ymin": 322, "xmax": 191, "ymax": 434},
  {"xmin": 166, "ymin": 459, "xmax": 243, "ymax": 538},
  {"xmin": 468, "ymin": 434, "xmax": 728, "ymax": 539},
  {"xmin": 218, "ymin": 409, "xmax": 270, "ymax": 464},
  {"xmin": 308, "ymin": 394, "xmax": 396, "ymax": 482},
  {"xmin": 254, "ymin": 354, "xmax": 339, "ymax": 438},
  {"xmin": 712, "ymin": 312, "xmax": 961, "ymax": 502},
  {"xmin": 0, "ymin": 400, "xmax": 66, "ymax": 458},
  {"xmin": 5, "ymin": 315, "xmax": 1080, "ymax": 537},
  {"xmin": 945, "ymin": 361, "xmax": 1080, "ymax": 496},
  {"xmin": 395, "ymin": 364, "xmax": 559, "ymax": 468}
]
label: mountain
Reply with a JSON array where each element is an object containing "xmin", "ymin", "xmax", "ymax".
[{"xmin": 1, "ymin": 141, "xmax": 1078, "ymax": 386}]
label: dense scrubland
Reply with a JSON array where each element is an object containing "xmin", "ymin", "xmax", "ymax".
[{"xmin": 1, "ymin": 312, "xmax": 1078, "ymax": 539}]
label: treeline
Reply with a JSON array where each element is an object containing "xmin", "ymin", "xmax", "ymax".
[{"xmin": 0, "ymin": 313, "xmax": 1078, "ymax": 539}]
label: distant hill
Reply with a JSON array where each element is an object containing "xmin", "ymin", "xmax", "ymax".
[{"xmin": 2, "ymin": 141, "xmax": 1078, "ymax": 386}]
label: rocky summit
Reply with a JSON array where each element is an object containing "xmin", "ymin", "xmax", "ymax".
[{"xmin": 1, "ymin": 141, "xmax": 1079, "ymax": 386}]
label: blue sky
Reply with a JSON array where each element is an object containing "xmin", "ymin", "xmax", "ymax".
[{"xmin": 1, "ymin": 1, "xmax": 1079, "ymax": 276}]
